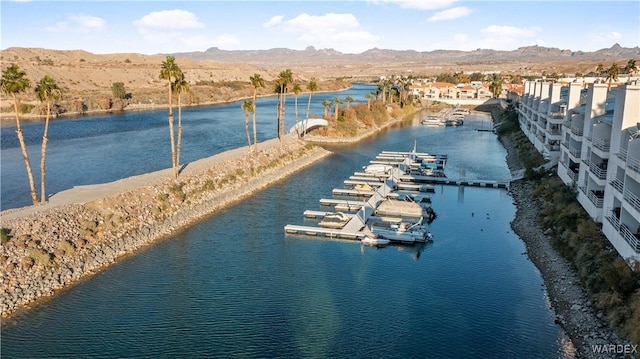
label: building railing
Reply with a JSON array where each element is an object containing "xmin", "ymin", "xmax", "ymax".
[
  {"xmin": 563, "ymin": 120, "xmax": 571, "ymax": 128},
  {"xmin": 548, "ymin": 111, "xmax": 565, "ymax": 119},
  {"xmin": 618, "ymin": 148, "xmax": 628, "ymax": 161},
  {"xmin": 545, "ymin": 143, "xmax": 561, "ymax": 152},
  {"xmin": 610, "ymin": 178, "xmax": 624, "ymax": 193},
  {"xmin": 620, "ymin": 224, "xmax": 640, "ymax": 253},
  {"xmin": 592, "ymin": 138, "xmax": 610, "ymax": 152},
  {"xmin": 566, "ymin": 168, "xmax": 579, "ymax": 182},
  {"xmin": 579, "ymin": 185, "xmax": 604, "ymax": 208},
  {"xmin": 570, "ymin": 147, "xmax": 582, "ymax": 158},
  {"xmin": 571, "ymin": 125, "xmax": 583, "ymax": 136},
  {"xmin": 588, "ymin": 161, "xmax": 608, "ymax": 180},
  {"xmin": 623, "ymin": 188, "xmax": 640, "ymax": 213},
  {"xmin": 628, "ymin": 154, "xmax": 640, "ymax": 174},
  {"xmin": 605, "ymin": 211, "xmax": 640, "ymax": 253}
]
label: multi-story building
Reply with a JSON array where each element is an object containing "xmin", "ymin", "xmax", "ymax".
[{"xmin": 518, "ymin": 80, "xmax": 640, "ymax": 266}]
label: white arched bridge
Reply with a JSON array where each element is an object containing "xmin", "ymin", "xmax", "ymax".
[{"xmin": 288, "ymin": 118, "xmax": 328, "ymax": 135}]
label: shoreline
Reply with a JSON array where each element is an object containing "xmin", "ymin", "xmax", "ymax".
[
  {"xmin": 0, "ymin": 135, "xmax": 330, "ymax": 316},
  {"xmin": 0, "ymin": 85, "xmax": 358, "ymax": 126},
  {"xmin": 500, "ymin": 134, "xmax": 628, "ymax": 358},
  {"xmin": 0, "ymin": 111, "xmax": 407, "ymax": 317}
]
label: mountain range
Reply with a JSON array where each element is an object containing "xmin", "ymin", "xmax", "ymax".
[{"xmin": 172, "ymin": 44, "xmax": 639, "ymax": 66}]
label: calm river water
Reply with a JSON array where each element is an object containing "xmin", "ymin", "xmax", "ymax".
[{"xmin": 1, "ymin": 86, "xmax": 570, "ymax": 358}]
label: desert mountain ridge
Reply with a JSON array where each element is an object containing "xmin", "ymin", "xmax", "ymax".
[{"xmin": 169, "ymin": 43, "xmax": 639, "ymax": 65}]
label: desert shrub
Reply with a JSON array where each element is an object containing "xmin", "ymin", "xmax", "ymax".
[
  {"xmin": 27, "ymin": 248, "xmax": 51, "ymax": 266},
  {"xmin": 168, "ymin": 182, "xmax": 186, "ymax": 202},
  {"xmin": 57, "ymin": 240, "xmax": 76, "ymax": 255},
  {"xmin": 1, "ymin": 228, "xmax": 11, "ymax": 245},
  {"xmin": 626, "ymin": 290, "xmax": 640, "ymax": 346},
  {"xmin": 19, "ymin": 103, "xmax": 35, "ymax": 114}
]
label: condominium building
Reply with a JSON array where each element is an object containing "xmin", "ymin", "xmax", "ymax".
[{"xmin": 518, "ymin": 80, "xmax": 640, "ymax": 266}]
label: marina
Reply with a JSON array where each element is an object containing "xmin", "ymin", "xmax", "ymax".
[{"xmin": 284, "ymin": 144, "xmax": 511, "ymax": 244}]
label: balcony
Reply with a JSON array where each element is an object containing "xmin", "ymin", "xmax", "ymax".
[
  {"xmin": 563, "ymin": 120, "xmax": 571, "ymax": 129},
  {"xmin": 592, "ymin": 138, "xmax": 610, "ymax": 152},
  {"xmin": 548, "ymin": 111, "xmax": 565, "ymax": 119},
  {"xmin": 587, "ymin": 161, "xmax": 608, "ymax": 180},
  {"xmin": 623, "ymin": 188, "xmax": 640, "ymax": 213},
  {"xmin": 610, "ymin": 178, "xmax": 624, "ymax": 193},
  {"xmin": 566, "ymin": 168, "xmax": 579, "ymax": 182},
  {"xmin": 629, "ymin": 154, "xmax": 640, "ymax": 174},
  {"xmin": 605, "ymin": 213, "xmax": 640, "ymax": 253},
  {"xmin": 620, "ymin": 224, "xmax": 640, "ymax": 253},
  {"xmin": 571, "ymin": 125, "xmax": 583, "ymax": 136},
  {"xmin": 579, "ymin": 186, "xmax": 604, "ymax": 208},
  {"xmin": 617, "ymin": 148, "xmax": 628, "ymax": 161},
  {"xmin": 545, "ymin": 143, "xmax": 560, "ymax": 152}
]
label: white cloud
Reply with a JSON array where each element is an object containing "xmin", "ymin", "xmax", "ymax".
[
  {"xmin": 594, "ymin": 31, "xmax": 622, "ymax": 42},
  {"xmin": 46, "ymin": 14, "xmax": 106, "ymax": 33},
  {"xmin": 131, "ymin": 10, "xmax": 215, "ymax": 52},
  {"xmin": 263, "ymin": 15, "xmax": 284, "ymax": 28},
  {"xmin": 481, "ymin": 25, "xmax": 540, "ymax": 38},
  {"xmin": 369, "ymin": 0, "xmax": 457, "ymax": 10},
  {"xmin": 133, "ymin": 10, "xmax": 204, "ymax": 30},
  {"xmin": 263, "ymin": 13, "xmax": 379, "ymax": 53},
  {"xmin": 427, "ymin": 6, "xmax": 472, "ymax": 21}
]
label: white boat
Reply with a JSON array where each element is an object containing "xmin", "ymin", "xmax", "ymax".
[
  {"xmin": 369, "ymin": 220, "xmax": 433, "ymax": 244},
  {"xmin": 319, "ymin": 212, "xmax": 351, "ymax": 229},
  {"xmin": 363, "ymin": 164, "xmax": 393, "ymax": 174},
  {"xmin": 420, "ymin": 117, "xmax": 446, "ymax": 126},
  {"xmin": 361, "ymin": 233, "xmax": 391, "ymax": 246}
]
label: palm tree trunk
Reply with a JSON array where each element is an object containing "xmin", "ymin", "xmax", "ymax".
[
  {"xmin": 40, "ymin": 100, "xmax": 51, "ymax": 203},
  {"xmin": 252, "ymin": 90, "xmax": 258, "ymax": 153},
  {"xmin": 13, "ymin": 94, "xmax": 38, "ymax": 205},
  {"xmin": 245, "ymin": 112, "xmax": 251, "ymax": 149},
  {"xmin": 167, "ymin": 79, "xmax": 177, "ymax": 178},
  {"xmin": 168, "ymin": 114, "xmax": 177, "ymax": 179},
  {"xmin": 304, "ymin": 93, "xmax": 312, "ymax": 136},
  {"xmin": 294, "ymin": 95, "xmax": 299, "ymax": 137},
  {"xmin": 177, "ymin": 93, "xmax": 182, "ymax": 171}
]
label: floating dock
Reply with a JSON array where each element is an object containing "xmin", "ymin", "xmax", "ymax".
[{"xmin": 284, "ymin": 147, "xmax": 511, "ymax": 243}]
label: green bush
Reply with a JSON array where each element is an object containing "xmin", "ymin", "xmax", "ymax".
[
  {"xmin": 1, "ymin": 228, "xmax": 11, "ymax": 245},
  {"xmin": 20, "ymin": 103, "xmax": 35, "ymax": 114},
  {"xmin": 28, "ymin": 248, "xmax": 51, "ymax": 266}
]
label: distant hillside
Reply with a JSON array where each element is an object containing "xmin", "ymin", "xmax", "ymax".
[{"xmin": 171, "ymin": 44, "xmax": 640, "ymax": 65}]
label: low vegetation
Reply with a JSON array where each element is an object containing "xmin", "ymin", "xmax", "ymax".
[{"xmin": 494, "ymin": 104, "xmax": 640, "ymax": 347}]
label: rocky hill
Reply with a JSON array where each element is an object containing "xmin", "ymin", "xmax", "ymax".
[{"xmin": 172, "ymin": 43, "xmax": 639, "ymax": 65}]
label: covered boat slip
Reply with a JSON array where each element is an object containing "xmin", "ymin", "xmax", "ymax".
[
  {"xmin": 284, "ymin": 146, "xmax": 510, "ymax": 243},
  {"xmin": 285, "ymin": 149, "xmax": 438, "ymax": 243}
]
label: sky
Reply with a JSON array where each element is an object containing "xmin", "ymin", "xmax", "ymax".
[{"xmin": 1, "ymin": 0, "xmax": 638, "ymax": 55}]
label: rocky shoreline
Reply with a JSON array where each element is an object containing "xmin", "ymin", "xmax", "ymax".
[
  {"xmin": 501, "ymin": 135, "xmax": 630, "ymax": 358},
  {"xmin": 0, "ymin": 138, "xmax": 332, "ymax": 317}
]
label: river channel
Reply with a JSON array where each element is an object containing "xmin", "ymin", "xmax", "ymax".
[{"xmin": 1, "ymin": 98, "xmax": 570, "ymax": 357}]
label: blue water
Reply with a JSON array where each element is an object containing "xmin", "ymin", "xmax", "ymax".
[
  {"xmin": 1, "ymin": 107, "xmax": 567, "ymax": 358},
  {"xmin": 0, "ymin": 83, "xmax": 375, "ymax": 210}
]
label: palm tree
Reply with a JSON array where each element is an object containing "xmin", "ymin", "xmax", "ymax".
[
  {"xmin": 322, "ymin": 99, "xmax": 332, "ymax": 118},
  {"xmin": 249, "ymin": 73, "xmax": 265, "ymax": 153},
  {"xmin": 345, "ymin": 95, "xmax": 354, "ymax": 109},
  {"xmin": 625, "ymin": 59, "xmax": 637, "ymax": 79},
  {"xmin": 173, "ymin": 72, "xmax": 190, "ymax": 171},
  {"xmin": 488, "ymin": 74, "xmax": 503, "ymax": 98},
  {"xmin": 333, "ymin": 97, "xmax": 343, "ymax": 121},
  {"xmin": 606, "ymin": 62, "xmax": 619, "ymax": 91},
  {"xmin": 596, "ymin": 63, "xmax": 604, "ymax": 83},
  {"xmin": 1, "ymin": 64, "xmax": 38, "ymax": 205},
  {"xmin": 275, "ymin": 69, "xmax": 293, "ymax": 143},
  {"xmin": 159, "ymin": 56, "xmax": 182, "ymax": 179},
  {"xmin": 242, "ymin": 99, "xmax": 254, "ymax": 150},
  {"xmin": 303, "ymin": 77, "xmax": 318, "ymax": 136},
  {"xmin": 365, "ymin": 92, "xmax": 375, "ymax": 110},
  {"xmin": 292, "ymin": 83, "xmax": 302, "ymax": 136},
  {"xmin": 35, "ymin": 75, "xmax": 62, "ymax": 203}
]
